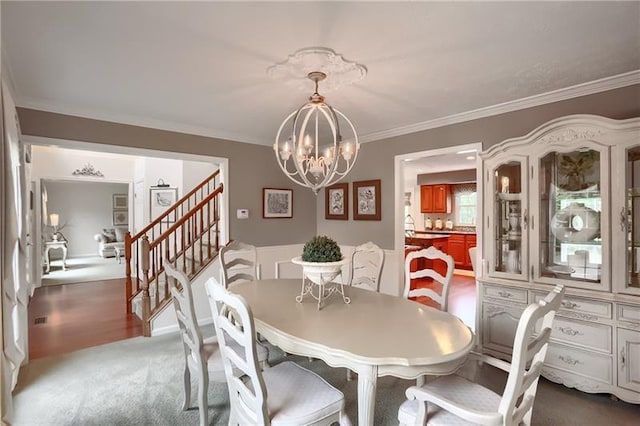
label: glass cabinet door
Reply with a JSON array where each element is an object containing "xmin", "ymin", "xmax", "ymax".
[
  {"xmin": 537, "ymin": 148, "xmax": 606, "ymax": 289},
  {"xmin": 487, "ymin": 157, "xmax": 528, "ymax": 280},
  {"xmin": 623, "ymin": 146, "xmax": 640, "ymax": 294}
]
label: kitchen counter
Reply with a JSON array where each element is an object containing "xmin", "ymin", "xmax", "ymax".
[
  {"xmin": 409, "ymin": 233, "xmax": 450, "ymax": 240},
  {"xmin": 415, "ymin": 230, "xmax": 477, "ymax": 235}
]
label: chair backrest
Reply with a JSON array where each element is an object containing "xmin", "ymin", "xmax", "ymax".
[
  {"xmin": 468, "ymin": 246, "xmax": 478, "ymax": 275},
  {"xmin": 403, "ymin": 246, "xmax": 454, "ymax": 311},
  {"xmin": 164, "ymin": 261, "xmax": 206, "ymax": 378},
  {"xmin": 219, "ymin": 240, "xmax": 260, "ymax": 288},
  {"xmin": 208, "ymin": 282, "xmax": 269, "ymax": 425},
  {"xmin": 500, "ymin": 284, "xmax": 565, "ymax": 425},
  {"xmin": 348, "ymin": 241, "xmax": 384, "ymax": 292}
]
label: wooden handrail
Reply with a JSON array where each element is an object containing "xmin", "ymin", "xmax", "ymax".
[
  {"xmin": 150, "ymin": 184, "xmax": 223, "ymax": 250},
  {"xmin": 131, "ymin": 169, "xmax": 220, "ymax": 242}
]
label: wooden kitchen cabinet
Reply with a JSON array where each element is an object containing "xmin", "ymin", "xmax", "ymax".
[
  {"xmin": 447, "ymin": 234, "xmax": 476, "ymax": 270},
  {"xmin": 420, "ymin": 184, "xmax": 451, "ymax": 213},
  {"xmin": 420, "ymin": 185, "xmax": 433, "ymax": 213}
]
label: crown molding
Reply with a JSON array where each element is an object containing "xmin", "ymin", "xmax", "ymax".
[
  {"xmin": 14, "ymin": 70, "xmax": 640, "ymax": 146},
  {"xmin": 359, "ymin": 70, "xmax": 640, "ymax": 143}
]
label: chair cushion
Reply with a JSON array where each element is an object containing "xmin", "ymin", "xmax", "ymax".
[
  {"xmin": 262, "ymin": 361, "xmax": 344, "ymax": 425},
  {"xmin": 101, "ymin": 228, "xmax": 116, "ymax": 243},
  {"xmin": 398, "ymin": 374, "xmax": 502, "ymax": 426},
  {"xmin": 114, "ymin": 227, "xmax": 127, "ymax": 242}
]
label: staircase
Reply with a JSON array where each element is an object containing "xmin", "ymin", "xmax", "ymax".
[{"xmin": 125, "ymin": 170, "xmax": 223, "ymax": 336}]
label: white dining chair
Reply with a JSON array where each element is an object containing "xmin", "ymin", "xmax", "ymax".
[
  {"xmin": 403, "ymin": 246, "xmax": 455, "ymax": 312},
  {"xmin": 348, "ymin": 241, "xmax": 384, "ymax": 292},
  {"xmin": 219, "ymin": 240, "xmax": 260, "ymax": 288},
  {"xmin": 468, "ymin": 246, "xmax": 478, "ymax": 276},
  {"xmin": 208, "ymin": 281, "xmax": 348, "ymax": 426},
  {"xmin": 164, "ymin": 261, "xmax": 268, "ymax": 426},
  {"xmin": 398, "ymin": 284, "xmax": 565, "ymax": 426}
]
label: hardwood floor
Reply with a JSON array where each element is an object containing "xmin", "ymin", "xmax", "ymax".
[{"xmin": 28, "ymin": 279, "xmax": 143, "ymax": 360}]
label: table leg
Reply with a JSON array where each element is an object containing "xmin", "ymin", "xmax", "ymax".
[
  {"xmin": 61, "ymin": 246, "xmax": 68, "ymax": 271},
  {"xmin": 45, "ymin": 247, "xmax": 51, "ymax": 273},
  {"xmin": 357, "ymin": 365, "xmax": 378, "ymax": 426}
]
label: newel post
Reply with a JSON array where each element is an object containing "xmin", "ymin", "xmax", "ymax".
[
  {"xmin": 141, "ymin": 235, "xmax": 152, "ymax": 337},
  {"xmin": 125, "ymin": 232, "xmax": 132, "ymax": 314}
]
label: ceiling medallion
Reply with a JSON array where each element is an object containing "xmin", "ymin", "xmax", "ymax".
[
  {"xmin": 271, "ymin": 48, "xmax": 365, "ymax": 194},
  {"xmin": 267, "ymin": 47, "xmax": 367, "ymax": 92}
]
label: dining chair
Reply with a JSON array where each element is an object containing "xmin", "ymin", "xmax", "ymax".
[
  {"xmin": 219, "ymin": 240, "xmax": 260, "ymax": 288},
  {"xmin": 208, "ymin": 281, "xmax": 347, "ymax": 426},
  {"xmin": 398, "ymin": 284, "xmax": 565, "ymax": 426},
  {"xmin": 348, "ymin": 241, "xmax": 384, "ymax": 292},
  {"xmin": 468, "ymin": 246, "xmax": 478, "ymax": 276},
  {"xmin": 165, "ymin": 261, "xmax": 268, "ymax": 426},
  {"xmin": 403, "ymin": 246, "xmax": 455, "ymax": 312}
]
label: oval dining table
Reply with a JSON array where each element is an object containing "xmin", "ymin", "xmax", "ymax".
[{"xmin": 225, "ymin": 278, "xmax": 475, "ymax": 426}]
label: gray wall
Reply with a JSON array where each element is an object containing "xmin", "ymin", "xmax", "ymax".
[
  {"xmin": 317, "ymin": 84, "xmax": 640, "ymax": 248},
  {"xmin": 44, "ymin": 180, "xmax": 129, "ymax": 257},
  {"xmin": 17, "ymin": 109, "xmax": 318, "ymax": 247},
  {"xmin": 17, "ymin": 84, "xmax": 640, "ymax": 249}
]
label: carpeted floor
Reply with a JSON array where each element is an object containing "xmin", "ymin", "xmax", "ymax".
[
  {"xmin": 42, "ymin": 256, "xmax": 125, "ymax": 286},
  {"xmin": 12, "ymin": 331, "xmax": 640, "ymax": 425}
]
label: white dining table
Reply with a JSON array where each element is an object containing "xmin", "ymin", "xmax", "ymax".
[{"xmin": 224, "ymin": 278, "xmax": 474, "ymax": 426}]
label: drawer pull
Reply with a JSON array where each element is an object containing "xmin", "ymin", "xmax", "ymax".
[
  {"xmin": 620, "ymin": 348, "xmax": 626, "ymax": 369},
  {"xmin": 558, "ymin": 354, "xmax": 583, "ymax": 366},
  {"xmin": 561, "ymin": 301, "xmax": 579, "ymax": 309},
  {"xmin": 498, "ymin": 291, "xmax": 512, "ymax": 298},
  {"xmin": 557, "ymin": 326, "xmax": 583, "ymax": 337}
]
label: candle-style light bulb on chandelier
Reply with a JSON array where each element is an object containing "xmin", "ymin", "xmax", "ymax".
[{"xmin": 271, "ymin": 48, "xmax": 364, "ymax": 194}]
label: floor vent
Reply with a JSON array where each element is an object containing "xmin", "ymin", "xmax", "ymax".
[{"xmin": 34, "ymin": 317, "xmax": 47, "ymax": 325}]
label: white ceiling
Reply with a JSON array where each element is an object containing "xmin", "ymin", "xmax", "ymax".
[{"xmin": 2, "ymin": 1, "xmax": 639, "ymax": 146}]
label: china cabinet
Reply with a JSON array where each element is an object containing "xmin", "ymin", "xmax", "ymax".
[{"xmin": 478, "ymin": 115, "xmax": 640, "ymax": 403}]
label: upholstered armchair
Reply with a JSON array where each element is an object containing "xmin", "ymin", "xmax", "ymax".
[{"xmin": 94, "ymin": 227, "xmax": 128, "ymax": 258}]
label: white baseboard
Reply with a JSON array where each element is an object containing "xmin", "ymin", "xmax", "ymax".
[{"xmin": 151, "ymin": 317, "xmax": 213, "ymax": 337}]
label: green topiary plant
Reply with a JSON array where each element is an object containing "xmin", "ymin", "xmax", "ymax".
[{"xmin": 301, "ymin": 235, "xmax": 342, "ymax": 262}]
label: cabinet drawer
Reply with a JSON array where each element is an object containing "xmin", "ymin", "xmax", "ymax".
[
  {"xmin": 532, "ymin": 292, "xmax": 612, "ymax": 320},
  {"xmin": 618, "ymin": 304, "xmax": 640, "ymax": 325},
  {"xmin": 483, "ymin": 284, "xmax": 527, "ymax": 304},
  {"xmin": 536, "ymin": 317, "xmax": 612, "ymax": 354},
  {"xmin": 448, "ymin": 234, "xmax": 465, "ymax": 243},
  {"xmin": 545, "ymin": 343, "xmax": 613, "ymax": 384}
]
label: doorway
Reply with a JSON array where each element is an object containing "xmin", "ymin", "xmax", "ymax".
[{"xmin": 395, "ymin": 142, "xmax": 483, "ymax": 331}]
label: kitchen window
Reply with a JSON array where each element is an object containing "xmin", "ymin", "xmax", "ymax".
[{"xmin": 454, "ymin": 183, "xmax": 477, "ymax": 225}]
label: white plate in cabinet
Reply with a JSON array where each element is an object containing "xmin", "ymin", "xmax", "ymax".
[
  {"xmin": 532, "ymin": 292, "xmax": 612, "ymax": 320},
  {"xmin": 545, "ymin": 343, "xmax": 613, "ymax": 385},
  {"xmin": 483, "ymin": 285, "xmax": 527, "ymax": 304},
  {"xmin": 536, "ymin": 317, "xmax": 612, "ymax": 354},
  {"xmin": 617, "ymin": 328, "xmax": 640, "ymax": 393},
  {"xmin": 481, "ymin": 302, "xmax": 525, "ymax": 355}
]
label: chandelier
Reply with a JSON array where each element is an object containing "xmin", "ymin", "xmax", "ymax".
[{"xmin": 271, "ymin": 48, "xmax": 364, "ymax": 194}]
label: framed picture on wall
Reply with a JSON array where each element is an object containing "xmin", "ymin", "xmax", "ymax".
[
  {"xmin": 113, "ymin": 193, "xmax": 128, "ymax": 209},
  {"xmin": 325, "ymin": 183, "xmax": 348, "ymax": 220},
  {"xmin": 113, "ymin": 209, "xmax": 128, "ymax": 226},
  {"xmin": 263, "ymin": 188, "xmax": 293, "ymax": 218},
  {"xmin": 353, "ymin": 179, "xmax": 381, "ymax": 221},
  {"xmin": 150, "ymin": 187, "xmax": 178, "ymax": 222}
]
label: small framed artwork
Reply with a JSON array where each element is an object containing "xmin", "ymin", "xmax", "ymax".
[
  {"xmin": 325, "ymin": 183, "xmax": 349, "ymax": 220},
  {"xmin": 113, "ymin": 209, "xmax": 128, "ymax": 226},
  {"xmin": 150, "ymin": 187, "xmax": 178, "ymax": 222},
  {"xmin": 263, "ymin": 188, "xmax": 293, "ymax": 218},
  {"xmin": 113, "ymin": 193, "xmax": 128, "ymax": 209},
  {"xmin": 353, "ymin": 179, "xmax": 381, "ymax": 221}
]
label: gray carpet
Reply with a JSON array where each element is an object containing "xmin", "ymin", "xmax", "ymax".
[
  {"xmin": 42, "ymin": 256, "xmax": 125, "ymax": 286},
  {"xmin": 13, "ymin": 332, "xmax": 640, "ymax": 425}
]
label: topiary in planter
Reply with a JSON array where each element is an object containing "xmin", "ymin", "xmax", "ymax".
[{"xmin": 301, "ymin": 235, "xmax": 342, "ymax": 263}]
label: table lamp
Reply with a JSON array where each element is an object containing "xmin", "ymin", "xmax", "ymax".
[{"xmin": 50, "ymin": 213, "xmax": 60, "ymax": 241}]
